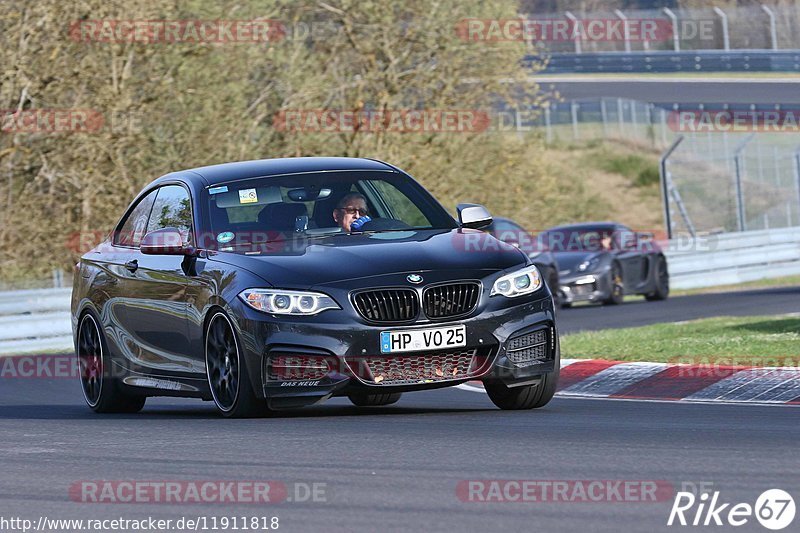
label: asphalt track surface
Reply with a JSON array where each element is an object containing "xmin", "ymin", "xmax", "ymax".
[
  {"xmin": 557, "ymin": 286, "xmax": 800, "ymax": 333},
  {"xmin": 1, "ymin": 377, "xmax": 798, "ymax": 533},
  {"xmin": 533, "ymin": 76, "xmax": 800, "ymax": 104},
  {"xmin": 1, "ymin": 287, "xmax": 798, "ymax": 532}
]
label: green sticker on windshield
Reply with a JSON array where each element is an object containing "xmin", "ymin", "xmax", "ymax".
[{"xmin": 217, "ymin": 231, "xmax": 235, "ymax": 243}]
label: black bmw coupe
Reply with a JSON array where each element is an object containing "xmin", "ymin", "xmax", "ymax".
[{"xmin": 72, "ymin": 157, "xmax": 559, "ymax": 417}]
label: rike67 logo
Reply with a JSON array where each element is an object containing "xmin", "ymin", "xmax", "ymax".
[{"xmin": 668, "ymin": 489, "xmax": 795, "ymax": 530}]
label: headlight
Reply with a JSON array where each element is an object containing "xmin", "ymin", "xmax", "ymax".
[
  {"xmin": 239, "ymin": 289, "xmax": 340, "ymax": 315},
  {"xmin": 490, "ymin": 265, "xmax": 543, "ymax": 298},
  {"xmin": 578, "ymin": 257, "xmax": 601, "ymax": 272}
]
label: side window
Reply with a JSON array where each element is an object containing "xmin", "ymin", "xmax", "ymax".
[
  {"xmin": 146, "ymin": 185, "xmax": 193, "ymax": 243},
  {"xmin": 114, "ymin": 190, "xmax": 158, "ymax": 247},
  {"xmin": 367, "ymin": 180, "xmax": 431, "ymax": 227}
]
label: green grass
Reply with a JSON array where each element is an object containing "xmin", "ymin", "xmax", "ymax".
[
  {"xmin": 597, "ymin": 153, "xmax": 660, "ymax": 187},
  {"xmin": 560, "ymin": 315, "xmax": 800, "ymax": 365}
]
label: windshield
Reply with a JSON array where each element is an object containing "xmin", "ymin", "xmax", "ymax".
[
  {"xmin": 539, "ymin": 227, "xmax": 616, "ymax": 253},
  {"xmin": 202, "ymin": 170, "xmax": 456, "ymax": 249}
]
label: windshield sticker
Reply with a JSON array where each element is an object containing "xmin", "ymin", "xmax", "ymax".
[
  {"xmin": 208, "ymin": 186, "xmax": 228, "ymax": 195},
  {"xmin": 216, "ymin": 231, "xmax": 235, "ymax": 243},
  {"xmin": 239, "ymin": 188, "xmax": 258, "ymax": 204}
]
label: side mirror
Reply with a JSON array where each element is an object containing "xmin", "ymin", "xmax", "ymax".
[
  {"xmin": 457, "ymin": 203, "xmax": 492, "ymax": 229},
  {"xmin": 140, "ymin": 227, "xmax": 196, "ymax": 256}
]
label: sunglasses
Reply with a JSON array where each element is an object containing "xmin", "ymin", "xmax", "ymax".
[{"xmin": 337, "ymin": 206, "xmax": 369, "ymax": 216}]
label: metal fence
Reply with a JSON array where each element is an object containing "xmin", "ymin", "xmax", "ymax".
[
  {"xmin": 523, "ymin": 4, "xmax": 800, "ymax": 53},
  {"xmin": 663, "ymin": 129, "xmax": 800, "ymax": 237},
  {"xmin": 514, "ymin": 97, "xmax": 674, "ymax": 149},
  {"xmin": 515, "ymin": 98, "xmax": 800, "ymax": 239}
]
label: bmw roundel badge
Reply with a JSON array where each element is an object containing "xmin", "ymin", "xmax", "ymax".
[{"xmin": 407, "ymin": 274, "xmax": 423, "ymax": 284}]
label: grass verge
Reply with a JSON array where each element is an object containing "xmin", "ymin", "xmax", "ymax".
[
  {"xmin": 560, "ymin": 315, "xmax": 800, "ymax": 365},
  {"xmin": 670, "ymin": 275, "xmax": 800, "ymax": 297}
]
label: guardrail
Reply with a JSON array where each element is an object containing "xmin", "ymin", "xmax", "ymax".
[
  {"xmin": 0, "ymin": 288, "xmax": 72, "ymax": 355},
  {"xmin": 532, "ymin": 50, "xmax": 800, "ymax": 74},
  {"xmin": 665, "ymin": 226, "xmax": 800, "ymax": 289}
]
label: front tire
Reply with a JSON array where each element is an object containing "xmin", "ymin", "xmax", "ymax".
[
  {"xmin": 485, "ymin": 371, "xmax": 559, "ymax": 410},
  {"xmin": 77, "ymin": 313, "xmax": 146, "ymax": 414},
  {"xmin": 205, "ymin": 311, "xmax": 269, "ymax": 418},
  {"xmin": 348, "ymin": 392, "xmax": 402, "ymax": 407},
  {"xmin": 603, "ymin": 263, "xmax": 624, "ymax": 305}
]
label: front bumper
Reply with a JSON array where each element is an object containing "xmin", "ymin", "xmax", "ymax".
[
  {"xmin": 231, "ymin": 291, "xmax": 558, "ymax": 409},
  {"xmin": 558, "ymin": 272, "xmax": 611, "ymax": 304}
]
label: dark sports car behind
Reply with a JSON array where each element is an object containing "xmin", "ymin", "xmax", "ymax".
[{"xmin": 541, "ymin": 222, "xmax": 669, "ymax": 307}]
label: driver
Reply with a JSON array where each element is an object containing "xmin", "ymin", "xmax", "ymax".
[
  {"xmin": 601, "ymin": 233, "xmax": 613, "ymax": 250},
  {"xmin": 333, "ymin": 193, "xmax": 370, "ymax": 232}
]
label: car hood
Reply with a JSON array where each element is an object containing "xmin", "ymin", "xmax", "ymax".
[
  {"xmin": 554, "ymin": 251, "xmax": 606, "ymax": 275},
  {"xmin": 208, "ymin": 228, "xmax": 528, "ymax": 288}
]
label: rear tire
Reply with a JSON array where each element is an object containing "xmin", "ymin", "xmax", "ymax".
[
  {"xmin": 77, "ymin": 313, "xmax": 146, "ymax": 414},
  {"xmin": 603, "ymin": 263, "xmax": 624, "ymax": 305},
  {"xmin": 348, "ymin": 392, "xmax": 402, "ymax": 407},
  {"xmin": 205, "ymin": 311, "xmax": 270, "ymax": 418},
  {"xmin": 645, "ymin": 256, "xmax": 669, "ymax": 301}
]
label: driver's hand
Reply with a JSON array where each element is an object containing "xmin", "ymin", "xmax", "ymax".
[{"xmin": 350, "ymin": 216, "xmax": 372, "ymax": 231}]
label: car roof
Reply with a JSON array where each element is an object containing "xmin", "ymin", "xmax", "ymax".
[{"xmin": 156, "ymin": 157, "xmax": 397, "ymax": 187}]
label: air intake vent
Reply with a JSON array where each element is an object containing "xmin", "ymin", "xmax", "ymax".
[
  {"xmin": 506, "ymin": 328, "xmax": 552, "ymax": 368},
  {"xmin": 422, "ymin": 282, "xmax": 481, "ymax": 319},
  {"xmin": 353, "ymin": 289, "xmax": 419, "ymax": 323}
]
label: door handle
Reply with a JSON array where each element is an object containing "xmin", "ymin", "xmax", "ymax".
[{"xmin": 125, "ymin": 259, "xmax": 139, "ymax": 273}]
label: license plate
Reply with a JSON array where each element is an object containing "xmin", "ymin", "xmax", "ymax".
[{"xmin": 380, "ymin": 325, "xmax": 466, "ymax": 354}]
